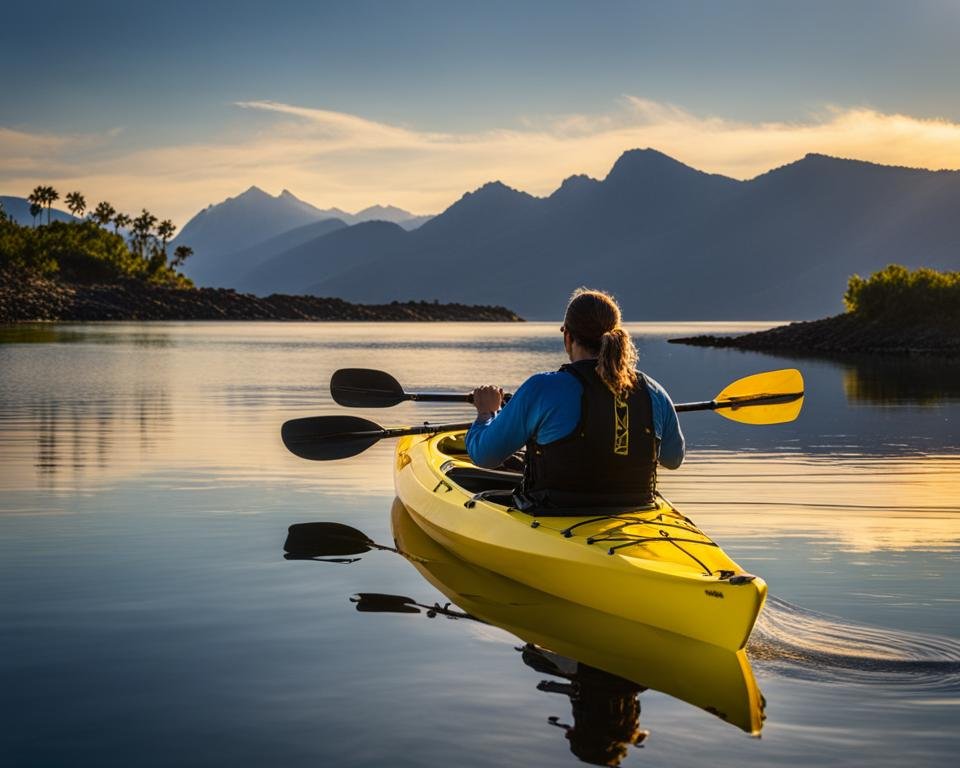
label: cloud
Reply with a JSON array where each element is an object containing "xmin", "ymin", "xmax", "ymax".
[{"xmin": 3, "ymin": 98, "xmax": 960, "ymax": 226}]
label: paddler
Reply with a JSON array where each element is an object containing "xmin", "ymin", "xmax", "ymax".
[{"xmin": 467, "ymin": 288, "xmax": 684, "ymax": 508}]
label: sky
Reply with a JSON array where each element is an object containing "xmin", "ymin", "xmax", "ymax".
[{"xmin": 3, "ymin": 0, "xmax": 960, "ymax": 226}]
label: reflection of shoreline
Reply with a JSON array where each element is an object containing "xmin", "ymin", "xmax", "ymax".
[
  {"xmin": 842, "ymin": 355, "xmax": 960, "ymax": 404},
  {"xmin": 29, "ymin": 390, "xmax": 171, "ymax": 487}
]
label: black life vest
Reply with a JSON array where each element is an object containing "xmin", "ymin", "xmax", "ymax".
[{"xmin": 520, "ymin": 359, "xmax": 658, "ymax": 509}]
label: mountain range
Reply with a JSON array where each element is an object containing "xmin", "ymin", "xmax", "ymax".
[
  {"xmin": 220, "ymin": 150, "xmax": 960, "ymax": 319},
  {"xmin": 169, "ymin": 187, "xmax": 431, "ymax": 287},
  {"xmin": 7, "ymin": 150, "xmax": 959, "ymax": 320}
]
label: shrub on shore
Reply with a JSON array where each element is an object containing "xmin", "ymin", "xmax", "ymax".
[{"xmin": 843, "ymin": 264, "xmax": 960, "ymax": 323}]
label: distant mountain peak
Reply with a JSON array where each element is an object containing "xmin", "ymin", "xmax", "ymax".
[
  {"xmin": 239, "ymin": 185, "xmax": 270, "ymax": 198},
  {"xmin": 560, "ymin": 173, "xmax": 595, "ymax": 186},
  {"xmin": 358, "ymin": 204, "xmax": 404, "ymax": 216},
  {"xmin": 468, "ymin": 180, "xmax": 531, "ymax": 200},
  {"xmin": 605, "ymin": 148, "xmax": 697, "ymax": 181},
  {"xmin": 553, "ymin": 173, "xmax": 600, "ymax": 194}
]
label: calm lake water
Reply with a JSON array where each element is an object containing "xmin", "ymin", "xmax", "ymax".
[{"xmin": 1, "ymin": 322, "xmax": 958, "ymax": 767}]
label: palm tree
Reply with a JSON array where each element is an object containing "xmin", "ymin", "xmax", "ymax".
[
  {"xmin": 156, "ymin": 219, "xmax": 176, "ymax": 259},
  {"xmin": 131, "ymin": 209, "xmax": 158, "ymax": 258},
  {"xmin": 29, "ymin": 202, "xmax": 42, "ymax": 227},
  {"xmin": 28, "ymin": 186, "xmax": 44, "ymax": 226},
  {"xmin": 113, "ymin": 212, "xmax": 131, "ymax": 235},
  {"xmin": 171, "ymin": 245, "xmax": 193, "ymax": 269},
  {"xmin": 65, "ymin": 191, "xmax": 86, "ymax": 220},
  {"xmin": 93, "ymin": 201, "xmax": 116, "ymax": 228},
  {"xmin": 41, "ymin": 186, "xmax": 59, "ymax": 224}
]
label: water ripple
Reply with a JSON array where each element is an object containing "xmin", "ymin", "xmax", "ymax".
[{"xmin": 749, "ymin": 596, "xmax": 960, "ymax": 690}]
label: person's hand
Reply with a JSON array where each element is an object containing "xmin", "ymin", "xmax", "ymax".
[{"xmin": 472, "ymin": 385, "xmax": 503, "ymax": 418}]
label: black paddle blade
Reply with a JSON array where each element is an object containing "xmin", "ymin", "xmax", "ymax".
[
  {"xmin": 350, "ymin": 593, "xmax": 421, "ymax": 614},
  {"xmin": 331, "ymin": 368, "xmax": 406, "ymax": 408},
  {"xmin": 281, "ymin": 415, "xmax": 384, "ymax": 460},
  {"xmin": 284, "ymin": 522, "xmax": 375, "ymax": 557}
]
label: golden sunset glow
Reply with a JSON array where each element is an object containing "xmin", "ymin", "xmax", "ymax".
[{"xmin": 4, "ymin": 99, "xmax": 960, "ymax": 226}]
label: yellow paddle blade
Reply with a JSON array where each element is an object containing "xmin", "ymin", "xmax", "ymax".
[{"xmin": 714, "ymin": 369, "xmax": 805, "ymax": 425}]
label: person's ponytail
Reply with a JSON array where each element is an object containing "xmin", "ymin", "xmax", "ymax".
[
  {"xmin": 563, "ymin": 288, "xmax": 640, "ymax": 398},
  {"xmin": 597, "ymin": 327, "xmax": 638, "ymax": 399}
]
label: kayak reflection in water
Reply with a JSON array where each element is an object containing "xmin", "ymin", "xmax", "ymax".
[
  {"xmin": 467, "ymin": 288, "xmax": 685, "ymax": 510},
  {"xmin": 520, "ymin": 644, "xmax": 649, "ymax": 767}
]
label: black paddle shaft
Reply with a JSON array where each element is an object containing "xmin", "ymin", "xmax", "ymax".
[{"xmin": 675, "ymin": 391, "xmax": 803, "ymax": 413}]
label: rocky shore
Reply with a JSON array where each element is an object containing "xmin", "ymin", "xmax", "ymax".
[
  {"xmin": 0, "ymin": 272, "xmax": 523, "ymax": 322},
  {"xmin": 670, "ymin": 312, "xmax": 960, "ymax": 355}
]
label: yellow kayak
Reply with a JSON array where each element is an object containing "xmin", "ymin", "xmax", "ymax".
[
  {"xmin": 391, "ymin": 497, "xmax": 765, "ymax": 736},
  {"xmin": 394, "ymin": 431, "xmax": 767, "ymax": 651}
]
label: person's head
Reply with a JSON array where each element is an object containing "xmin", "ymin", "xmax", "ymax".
[{"xmin": 561, "ymin": 288, "xmax": 638, "ymax": 398}]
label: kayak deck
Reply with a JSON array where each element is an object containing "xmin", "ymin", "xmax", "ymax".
[{"xmin": 394, "ymin": 431, "xmax": 767, "ymax": 651}]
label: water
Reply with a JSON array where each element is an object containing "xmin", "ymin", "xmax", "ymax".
[{"xmin": 1, "ymin": 322, "xmax": 958, "ymax": 767}]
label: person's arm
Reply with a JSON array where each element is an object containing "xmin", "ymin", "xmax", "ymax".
[
  {"xmin": 466, "ymin": 379, "xmax": 539, "ymax": 468},
  {"xmin": 646, "ymin": 377, "xmax": 685, "ymax": 469}
]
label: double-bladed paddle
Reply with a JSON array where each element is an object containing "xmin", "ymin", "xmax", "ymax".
[
  {"xmin": 283, "ymin": 368, "xmax": 803, "ymax": 461},
  {"xmin": 331, "ymin": 367, "xmax": 802, "ymax": 421}
]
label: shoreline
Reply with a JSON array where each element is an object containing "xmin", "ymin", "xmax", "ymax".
[
  {"xmin": 0, "ymin": 272, "xmax": 523, "ymax": 323},
  {"xmin": 669, "ymin": 312, "xmax": 960, "ymax": 356}
]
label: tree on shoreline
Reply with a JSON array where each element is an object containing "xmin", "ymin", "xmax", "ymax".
[
  {"xmin": 844, "ymin": 264, "xmax": 960, "ymax": 323},
  {"xmin": 171, "ymin": 245, "xmax": 193, "ymax": 269},
  {"xmin": 113, "ymin": 211, "xmax": 131, "ymax": 235},
  {"xmin": 6, "ymin": 185, "xmax": 193, "ymax": 288},
  {"xmin": 28, "ymin": 187, "xmax": 44, "ymax": 226},
  {"xmin": 92, "ymin": 201, "xmax": 116, "ymax": 227},
  {"xmin": 131, "ymin": 209, "xmax": 157, "ymax": 258},
  {"xmin": 41, "ymin": 186, "xmax": 59, "ymax": 224},
  {"xmin": 65, "ymin": 191, "xmax": 86, "ymax": 219},
  {"xmin": 157, "ymin": 219, "xmax": 176, "ymax": 260}
]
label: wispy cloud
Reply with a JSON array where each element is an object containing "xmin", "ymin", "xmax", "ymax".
[{"xmin": 3, "ymin": 98, "xmax": 960, "ymax": 226}]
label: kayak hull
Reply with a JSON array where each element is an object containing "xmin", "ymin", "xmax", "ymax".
[{"xmin": 394, "ymin": 431, "xmax": 767, "ymax": 651}]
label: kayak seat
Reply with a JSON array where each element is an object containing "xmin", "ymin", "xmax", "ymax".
[{"xmin": 445, "ymin": 466, "xmax": 522, "ymax": 494}]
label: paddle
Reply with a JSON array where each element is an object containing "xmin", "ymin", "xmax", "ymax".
[
  {"xmin": 333, "ymin": 367, "xmax": 802, "ymax": 421},
  {"xmin": 288, "ymin": 369, "xmax": 803, "ymax": 461}
]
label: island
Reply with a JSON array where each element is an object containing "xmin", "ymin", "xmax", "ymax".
[
  {"xmin": 670, "ymin": 265, "xmax": 960, "ymax": 356},
  {"xmin": 0, "ymin": 192, "xmax": 521, "ymax": 322}
]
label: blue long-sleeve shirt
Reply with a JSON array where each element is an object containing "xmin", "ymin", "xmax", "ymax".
[{"xmin": 466, "ymin": 369, "xmax": 685, "ymax": 470}]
